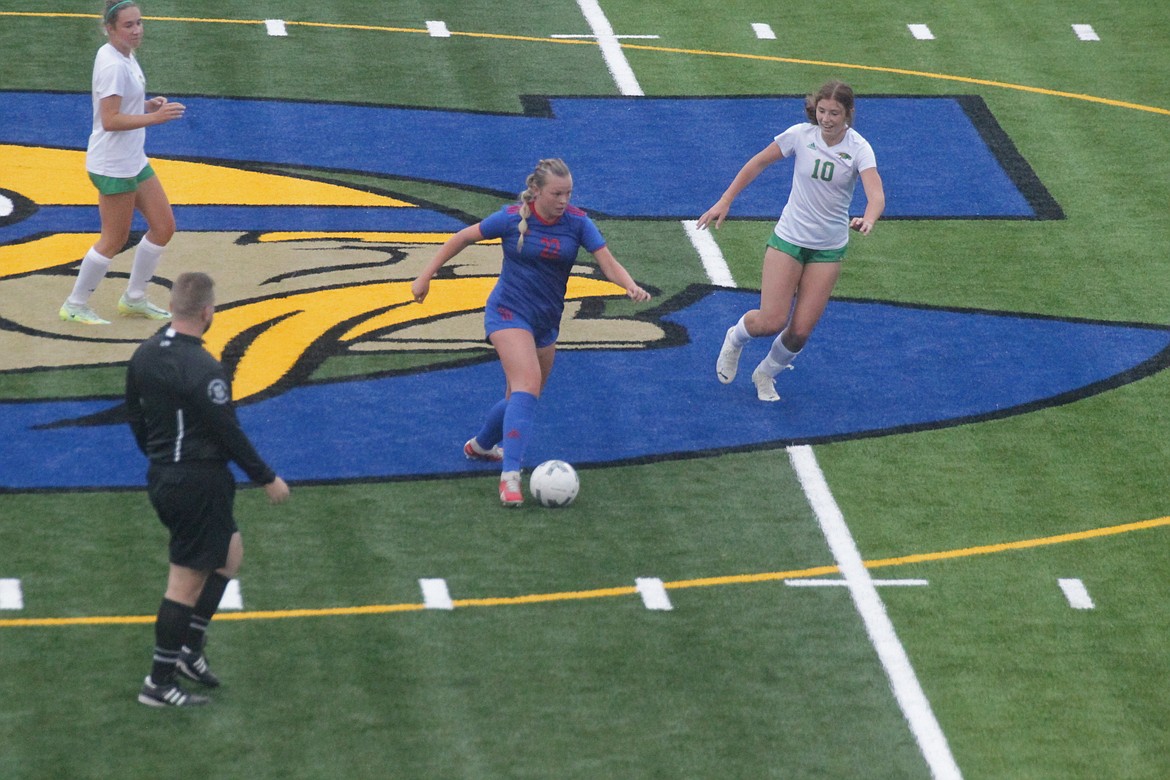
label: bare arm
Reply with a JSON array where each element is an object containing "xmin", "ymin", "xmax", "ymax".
[
  {"xmin": 411, "ymin": 223, "xmax": 485, "ymax": 303},
  {"xmin": 592, "ymin": 246, "xmax": 650, "ymax": 302},
  {"xmin": 264, "ymin": 476, "xmax": 290, "ymax": 504},
  {"xmin": 98, "ymin": 94, "xmax": 185, "ymax": 132},
  {"xmin": 696, "ymin": 142, "xmax": 785, "ymax": 230},
  {"xmin": 849, "ymin": 167, "xmax": 885, "ymax": 235}
]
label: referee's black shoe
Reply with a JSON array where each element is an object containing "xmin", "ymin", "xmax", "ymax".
[
  {"xmin": 138, "ymin": 676, "xmax": 209, "ymax": 708},
  {"xmin": 176, "ymin": 647, "xmax": 221, "ymax": 688}
]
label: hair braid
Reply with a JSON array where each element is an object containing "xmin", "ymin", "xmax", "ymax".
[
  {"xmin": 515, "ymin": 158, "xmax": 572, "ymax": 253},
  {"xmin": 516, "ymin": 189, "xmax": 534, "ymax": 253}
]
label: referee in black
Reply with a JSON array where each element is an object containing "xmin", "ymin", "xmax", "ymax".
[{"xmin": 126, "ymin": 271, "xmax": 289, "ymax": 707}]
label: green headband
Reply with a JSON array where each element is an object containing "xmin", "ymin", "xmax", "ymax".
[{"xmin": 104, "ymin": 0, "xmax": 134, "ymax": 23}]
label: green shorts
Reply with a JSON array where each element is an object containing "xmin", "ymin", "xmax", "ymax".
[
  {"xmin": 88, "ymin": 164, "xmax": 156, "ymax": 196},
  {"xmin": 767, "ymin": 233, "xmax": 847, "ymax": 264}
]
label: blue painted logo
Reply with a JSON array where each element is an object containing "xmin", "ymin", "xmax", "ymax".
[{"xmin": 1, "ymin": 93, "xmax": 1141, "ymax": 492}]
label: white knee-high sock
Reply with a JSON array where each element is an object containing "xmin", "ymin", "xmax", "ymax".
[
  {"xmin": 126, "ymin": 237, "xmax": 166, "ymax": 300},
  {"xmin": 67, "ymin": 248, "xmax": 112, "ymax": 306},
  {"xmin": 756, "ymin": 329, "xmax": 801, "ymax": 378},
  {"xmin": 729, "ymin": 314, "xmax": 752, "ymax": 347}
]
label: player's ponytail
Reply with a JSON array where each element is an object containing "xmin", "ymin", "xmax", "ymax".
[
  {"xmin": 516, "ymin": 158, "xmax": 572, "ymax": 253},
  {"xmin": 517, "ymin": 189, "xmax": 534, "ymax": 253}
]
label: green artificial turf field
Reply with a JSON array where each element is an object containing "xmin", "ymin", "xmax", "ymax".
[{"xmin": 2, "ymin": 2, "xmax": 1169, "ymax": 777}]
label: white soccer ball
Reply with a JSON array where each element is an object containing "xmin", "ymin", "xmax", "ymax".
[{"xmin": 529, "ymin": 460, "xmax": 579, "ymax": 508}]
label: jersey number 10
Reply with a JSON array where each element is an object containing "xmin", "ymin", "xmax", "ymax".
[{"xmin": 811, "ymin": 159, "xmax": 836, "ymax": 182}]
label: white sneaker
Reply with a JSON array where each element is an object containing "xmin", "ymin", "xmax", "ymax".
[
  {"xmin": 59, "ymin": 301, "xmax": 110, "ymax": 325},
  {"xmin": 752, "ymin": 362, "xmax": 793, "ymax": 402},
  {"xmin": 716, "ymin": 326, "xmax": 743, "ymax": 384},
  {"xmin": 751, "ymin": 368, "xmax": 781, "ymax": 402}
]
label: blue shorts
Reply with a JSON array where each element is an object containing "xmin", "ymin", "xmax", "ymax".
[{"xmin": 484, "ymin": 303, "xmax": 558, "ymax": 349}]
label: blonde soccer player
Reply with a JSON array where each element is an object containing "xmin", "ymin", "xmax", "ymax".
[{"xmin": 413, "ymin": 159, "xmax": 650, "ymax": 506}]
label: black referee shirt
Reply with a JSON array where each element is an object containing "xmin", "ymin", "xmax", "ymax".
[{"xmin": 126, "ymin": 326, "xmax": 276, "ymax": 485}]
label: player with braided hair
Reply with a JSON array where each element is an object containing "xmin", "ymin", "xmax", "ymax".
[
  {"xmin": 413, "ymin": 158, "xmax": 650, "ymax": 506},
  {"xmin": 514, "ymin": 158, "xmax": 571, "ymax": 253}
]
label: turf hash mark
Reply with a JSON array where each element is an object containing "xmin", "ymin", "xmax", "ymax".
[{"xmin": 4, "ymin": 516, "xmax": 1163, "ymax": 628}]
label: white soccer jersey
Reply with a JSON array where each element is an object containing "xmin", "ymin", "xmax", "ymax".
[
  {"xmin": 86, "ymin": 43, "xmax": 149, "ymax": 178},
  {"xmin": 773, "ymin": 123, "xmax": 877, "ymax": 250}
]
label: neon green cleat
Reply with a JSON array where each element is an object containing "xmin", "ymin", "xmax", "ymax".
[
  {"xmin": 117, "ymin": 293, "xmax": 171, "ymax": 320},
  {"xmin": 59, "ymin": 302, "xmax": 111, "ymax": 325}
]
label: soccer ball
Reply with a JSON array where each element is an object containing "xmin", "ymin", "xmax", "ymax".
[{"xmin": 529, "ymin": 460, "xmax": 579, "ymax": 508}]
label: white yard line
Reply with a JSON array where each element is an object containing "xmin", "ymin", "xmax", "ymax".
[
  {"xmin": 635, "ymin": 577, "xmax": 673, "ymax": 610},
  {"xmin": 1072, "ymin": 24, "xmax": 1100, "ymax": 42},
  {"xmin": 0, "ymin": 579, "xmax": 23, "ymax": 610},
  {"xmin": 574, "ymin": 0, "xmax": 644, "ymax": 96},
  {"xmin": 426, "ymin": 20, "xmax": 452, "ymax": 38},
  {"xmin": 786, "ymin": 578, "xmax": 929, "ymax": 587},
  {"xmin": 789, "ymin": 445, "xmax": 962, "ymax": 779},
  {"xmin": 752, "ymin": 23, "xmax": 776, "ymax": 40},
  {"xmin": 908, "ymin": 24, "xmax": 935, "ymax": 40},
  {"xmin": 1058, "ymin": 578, "xmax": 1095, "ymax": 609},
  {"xmin": 550, "ymin": 33, "xmax": 658, "ymax": 39},
  {"xmin": 219, "ymin": 579, "xmax": 244, "ymax": 610},
  {"xmin": 420, "ymin": 578, "xmax": 455, "ymax": 610},
  {"xmin": 681, "ymin": 220, "xmax": 736, "ymax": 287}
]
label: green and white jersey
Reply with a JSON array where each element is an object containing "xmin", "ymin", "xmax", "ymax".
[{"xmin": 773, "ymin": 123, "xmax": 876, "ymax": 251}]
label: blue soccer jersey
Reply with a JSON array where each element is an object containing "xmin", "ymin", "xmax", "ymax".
[{"xmin": 480, "ymin": 203, "xmax": 606, "ymax": 332}]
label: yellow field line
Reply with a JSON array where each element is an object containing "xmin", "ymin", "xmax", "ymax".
[
  {"xmin": 864, "ymin": 515, "xmax": 1170, "ymax": 569},
  {"xmin": 616, "ymin": 42, "xmax": 1170, "ymax": 116},
  {"xmin": 2, "ymin": 12, "xmax": 1165, "ymax": 116},
  {"xmin": 667, "ymin": 564, "xmax": 842, "ymax": 590},
  {"xmin": 3, "ymin": 515, "xmax": 1167, "ymax": 629},
  {"xmin": 0, "ymin": 12, "xmax": 592, "ymax": 43}
]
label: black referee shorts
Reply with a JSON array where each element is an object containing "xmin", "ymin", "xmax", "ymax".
[{"xmin": 147, "ymin": 462, "xmax": 239, "ymax": 570}]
